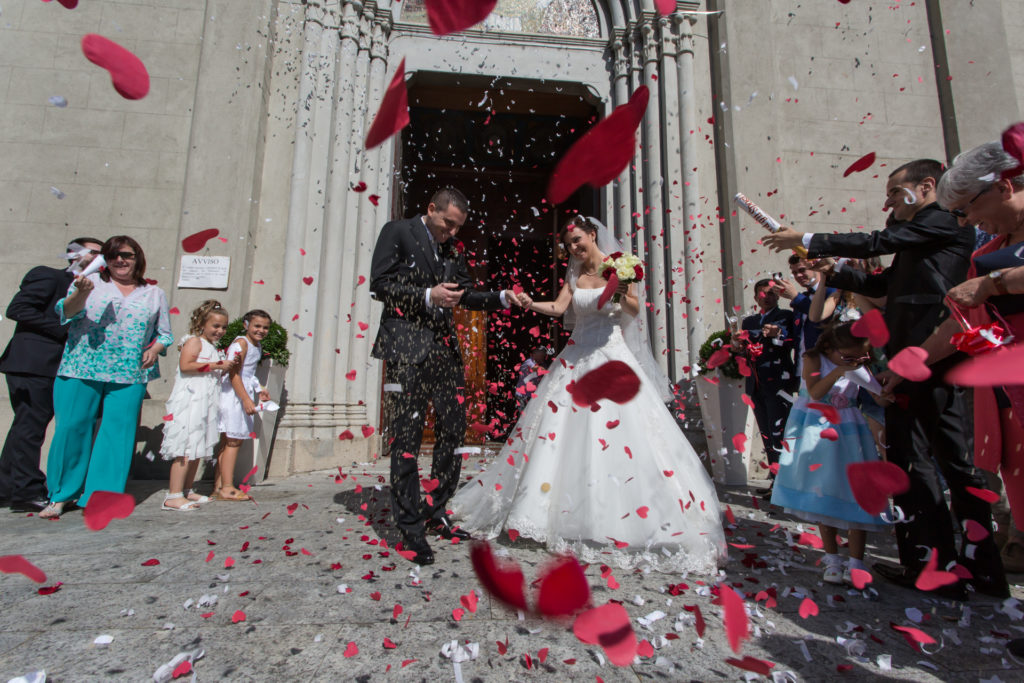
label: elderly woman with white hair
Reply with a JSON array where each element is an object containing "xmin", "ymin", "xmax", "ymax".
[{"xmin": 907, "ymin": 138, "xmax": 1024, "ymax": 590}]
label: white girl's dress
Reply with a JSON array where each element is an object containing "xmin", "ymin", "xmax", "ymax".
[
  {"xmin": 218, "ymin": 336, "xmax": 262, "ymax": 440},
  {"xmin": 771, "ymin": 357, "xmax": 887, "ymax": 531},
  {"xmin": 160, "ymin": 336, "xmax": 225, "ymax": 460},
  {"xmin": 451, "ymin": 287, "xmax": 727, "ymax": 574}
]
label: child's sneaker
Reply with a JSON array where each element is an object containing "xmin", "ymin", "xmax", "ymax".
[{"xmin": 823, "ymin": 565, "xmax": 844, "ymax": 585}]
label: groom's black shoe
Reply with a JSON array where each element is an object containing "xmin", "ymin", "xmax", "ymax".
[
  {"xmin": 400, "ymin": 534, "xmax": 435, "ymax": 566},
  {"xmin": 426, "ymin": 516, "xmax": 472, "ymax": 541}
]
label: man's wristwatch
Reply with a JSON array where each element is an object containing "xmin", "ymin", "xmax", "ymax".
[{"xmin": 989, "ymin": 268, "xmax": 1010, "ymax": 296}]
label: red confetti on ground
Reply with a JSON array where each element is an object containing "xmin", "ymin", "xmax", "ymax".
[
  {"xmin": 0, "ymin": 555, "xmax": 46, "ymax": 583},
  {"xmin": 572, "ymin": 602, "xmax": 637, "ymax": 666},
  {"xmin": 547, "ymin": 87, "xmax": 649, "ymax": 204},
  {"xmin": 726, "ymin": 656, "xmax": 776, "ymax": 676},
  {"xmin": 343, "ymin": 642, "xmax": 358, "ymax": 658},
  {"xmin": 683, "ymin": 604, "xmax": 705, "ymax": 637},
  {"xmin": 798, "ymin": 597, "xmax": 819, "ymax": 619},
  {"xmin": 796, "ymin": 532, "xmax": 824, "ymax": 549},
  {"xmin": 423, "ymin": 0, "xmax": 498, "ymax": 35},
  {"xmin": 231, "ymin": 610, "xmax": 246, "ymax": 624},
  {"xmin": 180, "ymin": 228, "xmax": 220, "ymax": 253},
  {"xmin": 843, "ymin": 151, "xmax": 877, "ymax": 177},
  {"xmin": 171, "ymin": 661, "xmax": 192, "ymax": 679},
  {"xmin": 81, "ymin": 34, "xmax": 149, "ymax": 99},
  {"xmin": 37, "ymin": 582, "xmax": 62, "ymax": 595},
  {"xmin": 365, "ymin": 58, "xmax": 409, "ymax": 150},
  {"xmin": 850, "ymin": 568, "xmax": 873, "ymax": 589},
  {"xmin": 469, "ymin": 541, "xmax": 527, "ymax": 611},
  {"xmin": 850, "ymin": 309, "xmax": 890, "ymax": 347},
  {"xmin": 83, "ymin": 491, "xmax": 136, "ymax": 531},
  {"xmin": 891, "ymin": 623, "xmax": 937, "ymax": 651},
  {"xmin": 536, "ymin": 555, "xmax": 590, "ymax": 617},
  {"xmin": 846, "ymin": 461, "xmax": 910, "ymax": 515},
  {"xmin": 567, "ymin": 360, "xmax": 642, "ymax": 408},
  {"xmin": 141, "ymin": 558, "xmax": 160, "ymax": 566}
]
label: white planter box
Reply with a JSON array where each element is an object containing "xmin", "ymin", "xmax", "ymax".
[
  {"xmin": 697, "ymin": 373, "xmax": 761, "ymax": 486},
  {"xmin": 234, "ymin": 359, "xmax": 286, "ymax": 485}
]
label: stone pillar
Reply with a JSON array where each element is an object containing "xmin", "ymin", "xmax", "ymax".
[
  {"xmin": 657, "ymin": 14, "xmax": 683, "ymax": 380},
  {"xmin": 676, "ymin": 13, "xmax": 704, "ymax": 372},
  {"xmin": 610, "ymin": 31, "xmax": 632, "ymax": 241}
]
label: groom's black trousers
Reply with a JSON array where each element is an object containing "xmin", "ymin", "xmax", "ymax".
[{"xmin": 385, "ymin": 347, "xmax": 466, "ymax": 540}]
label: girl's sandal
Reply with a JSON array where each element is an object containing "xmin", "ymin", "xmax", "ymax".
[{"xmin": 39, "ymin": 501, "xmax": 64, "ymax": 519}]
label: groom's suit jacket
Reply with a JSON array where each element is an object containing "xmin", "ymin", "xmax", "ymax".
[{"xmin": 370, "ymin": 215, "xmax": 504, "ymax": 365}]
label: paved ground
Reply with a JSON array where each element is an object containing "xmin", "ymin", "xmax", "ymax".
[{"xmin": 1, "ymin": 450, "xmax": 1023, "ymax": 682}]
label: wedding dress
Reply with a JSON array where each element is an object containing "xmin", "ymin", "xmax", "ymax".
[{"xmin": 451, "ymin": 286, "xmax": 727, "ymax": 574}]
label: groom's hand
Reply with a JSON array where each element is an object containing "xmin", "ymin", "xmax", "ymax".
[{"xmin": 430, "ymin": 282, "xmax": 464, "ymax": 308}]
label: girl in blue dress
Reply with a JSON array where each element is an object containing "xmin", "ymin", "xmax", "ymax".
[{"xmin": 771, "ymin": 322, "xmax": 888, "ymax": 585}]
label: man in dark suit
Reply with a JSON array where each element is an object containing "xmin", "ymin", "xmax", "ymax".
[
  {"xmin": 764, "ymin": 159, "xmax": 1006, "ymax": 600},
  {"xmin": 370, "ymin": 188, "xmax": 521, "ymax": 565},
  {"xmin": 736, "ymin": 279, "xmax": 798, "ymax": 496},
  {"xmin": 0, "ymin": 237, "xmax": 103, "ymax": 512}
]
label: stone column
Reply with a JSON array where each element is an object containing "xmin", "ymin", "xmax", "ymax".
[
  {"xmin": 610, "ymin": 31, "xmax": 632, "ymax": 241},
  {"xmin": 676, "ymin": 13, "xmax": 704, "ymax": 372}
]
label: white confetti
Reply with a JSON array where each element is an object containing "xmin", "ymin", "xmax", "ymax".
[
  {"xmin": 876, "ymin": 653, "xmax": 892, "ymax": 671},
  {"xmin": 48, "ymin": 95, "xmax": 67, "ymax": 107},
  {"xmin": 49, "ymin": 187, "xmax": 65, "ymax": 199},
  {"xmin": 787, "ymin": 76, "xmax": 799, "ymax": 90},
  {"xmin": 93, "ymin": 635, "xmax": 113, "ymax": 646}
]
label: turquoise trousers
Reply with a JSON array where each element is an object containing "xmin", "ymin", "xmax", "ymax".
[{"xmin": 46, "ymin": 377, "xmax": 147, "ymax": 506}]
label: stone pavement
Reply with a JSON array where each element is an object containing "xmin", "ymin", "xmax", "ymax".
[{"xmin": 1, "ymin": 451, "xmax": 1023, "ymax": 683}]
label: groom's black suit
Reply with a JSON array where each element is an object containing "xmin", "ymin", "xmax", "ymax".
[{"xmin": 370, "ymin": 215, "xmax": 506, "ymax": 540}]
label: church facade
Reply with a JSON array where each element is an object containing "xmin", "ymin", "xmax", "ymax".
[{"xmin": 1, "ymin": 0, "xmax": 1021, "ymax": 475}]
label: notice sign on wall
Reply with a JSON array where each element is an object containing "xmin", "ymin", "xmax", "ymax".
[{"xmin": 177, "ymin": 255, "xmax": 230, "ymax": 289}]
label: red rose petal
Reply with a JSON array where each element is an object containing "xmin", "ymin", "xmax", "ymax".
[
  {"xmin": 850, "ymin": 308, "xmax": 890, "ymax": 348},
  {"xmin": 654, "ymin": 0, "xmax": 676, "ymax": 15},
  {"xmin": 81, "ymin": 34, "xmax": 149, "ymax": 100},
  {"xmin": 343, "ymin": 641, "xmax": 358, "ymax": 658},
  {"xmin": 726, "ymin": 656, "xmax": 776, "ymax": 676},
  {"xmin": 365, "ymin": 58, "xmax": 409, "ymax": 150},
  {"xmin": 171, "ymin": 661, "xmax": 192, "ymax": 679},
  {"xmin": 83, "ymin": 491, "xmax": 136, "ymax": 530},
  {"xmin": 683, "ymin": 604, "xmax": 705, "ymax": 637},
  {"xmin": 180, "ymin": 228, "xmax": 220, "ymax": 253},
  {"xmin": 820, "ymin": 427, "xmax": 839, "ymax": 441},
  {"xmin": 37, "ymin": 581, "xmax": 63, "ymax": 595},
  {"xmin": 536, "ymin": 555, "xmax": 590, "ymax": 617},
  {"xmin": 807, "ymin": 402, "xmax": 840, "ymax": 424},
  {"xmin": 423, "ymin": 0, "xmax": 498, "ymax": 35},
  {"xmin": 597, "ymin": 271, "xmax": 619, "ymax": 310},
  {"xmin": 915, "ymin": 547, "xmax": 960, "ymax": 591},
  {"xmin": 572, "ymin": 602, "xmax": 637, "ymax": 667},
  {"xmin": 567, "ymin": 360, "xmax": 642, "ymax": 408},
  {"xmin": 231, "ymin": 610, "xmax": 246, "ymax": 623},
  {"xmin": 469, "ymin": 541, "xmax": 528, "ymax": 611},
  {"xmin": 946, "ymin": 342, "xmax": 1024, "ymax": 386},
  {"xmin": 966, "ymin": 486, "xmax": 1000, "ymax": 503},
  {"xmin": 850, "ymin": 568, "xmax": 873, "ymax": 589},
  {"xmin": 720, "ymin": 584, "xmax": 749, "ymax": 654},
  {"xmin": 888, "ymin": 346, "xmax": 931, "ymax": 382},
  {"xmin": 843, "ymin": 151, "xmax": 876, "ymax": 177},
  {"xmin": 141, "ymin": 558, "xmax": 160, "ymax": 566},
  {"xmin": 0, "ymin": 555, "xmax": 47, "ymax": 583},
  {"xmin": 547, "ymin": 87, "xmax": 649, "ymax": 204},
  {"xmin": 846, "ymin": 461, "xmax": 909, "ymax": 515},
  {"xmin": 798, "ymin": 597, "xmax": 818, "ymax": 619}
]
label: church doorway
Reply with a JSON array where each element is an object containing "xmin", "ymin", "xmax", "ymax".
[{"xmin": 395, "ymin": 74, "xmax": 599, "ymax": 444}]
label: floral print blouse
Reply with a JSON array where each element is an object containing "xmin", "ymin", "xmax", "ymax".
[{"xmin": 56, "ymin": 273, "xmax": 174, "ymax": 385}]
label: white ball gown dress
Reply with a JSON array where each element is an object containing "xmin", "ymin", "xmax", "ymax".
[{"xmin": 451, "ymin": 286, "xmax": 727, "ymax": 574}]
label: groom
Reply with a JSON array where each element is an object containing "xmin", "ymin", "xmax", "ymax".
[{"xmin": 370, "ymin": 187, "xmax": 521, "ymax": 565}]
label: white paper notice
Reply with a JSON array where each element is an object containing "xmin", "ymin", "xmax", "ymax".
[{"xmin": 177, "ymin": 255, "xmax": 230, "ymax": 289}]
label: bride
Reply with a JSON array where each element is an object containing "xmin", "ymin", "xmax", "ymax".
[{"xmin": 450, "ymin": 216, "xmax": 726, "ymax": 574}]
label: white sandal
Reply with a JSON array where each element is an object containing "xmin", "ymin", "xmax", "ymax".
[
  {"xmin": 39, "ymin": 501, "xmax": 64, "ymax": 519},
  {"xmin": 185, "ymin": 489, "xmax": 211, "ymax": 504},
  {"xmin": 823, "ymin": 564, "xmax": 844, "ymax": 585},
  {"xmin": 162, "ymin": 493, "xmax": 199, "ymax": 511}
]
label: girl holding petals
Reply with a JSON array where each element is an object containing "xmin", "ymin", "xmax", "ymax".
[
  {"xmin": 771, "ymin": 322, "xmax": 888, "ymax": 585},
  {"xmin": 159, "ymin": 301, "xmax": 237, "ymax": 510}
]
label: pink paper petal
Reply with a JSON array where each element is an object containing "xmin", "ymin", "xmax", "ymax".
[
  {"xmin": 846, "ymin": 461, "xmax": 909, "ymax": 515},
  {"xmin": 964, "ymin": 519, "xmax": 990, "ymax": 542},
  {"xmin": 945, "ymin": 342, "xmax": 1024, "ymax": 386},
  {"xmin": 891, "ymin": 623, "xmax": 937, "ymax": 650},
  {"xmin": 798, "ymin": 597, "xmax": 818, "ymax": 619},
  {"xmin": 423, "ymin": 0, "xmax": 498, "ymax": 35},
  {"xmin": 567, "ymin": 360, "xmax": 642, "ymax": 408},
  {"xmin": 596, "ymin": 271, "xmax": 619, "ymax": 310},
  {"xmin": 547, "ymin": 87, "xmax": 649, "ymax": 204},
  {"xmin": 365, "ymin": 58, "xmax": 409, "ymax": 150},
  {"xmin": 469, "ymin": 541, "xmax": 528, "ymax": 611},
  {"xmin": 181, "ymin": 229, "xmax": 220, "ymax": 253},
  {"xmin": 850, "ymin": 568, "xmax": 873, "ymax": 589},
  {"xmin": 720, "ymin": 584, "xmax": 749, "ymax": 654},
  {"xmin": 807, "ymin": 402, "xmax": 840, "ymax": 424},
  {"xmin": 536, "ymin": 555, "xmax": 590, "ymax": 617},
  {"xmin": 965, "ymin": 486, "xmax": 1000, "ymax": 503},
  {"xmin": 83, "ymin": 491, "xmax": 136, "ymax": 531},
  {"xmin": 81, "ymin": 34, "xmax": 149, "ymax": 100},
  {"xmin": 850, "ymin": 308, "xmax": 889, "ymax": 347},
  {"xmin": 572, "ymin": 602, "xmax": 637, "ymax": 667},
  {"xmin": 914, "ymin": 547, "xmax": 960, "ymax": 591},
  {"xmin": 820, "ymin": 427, "xmax": 839, "ymax": 442},
  {"xmin": 843, "ymin": 151, "xmax": 877, "ymax": 177},
  {"xmin": 0, "ymin": 555, "xmax": 47, "ymax": 583},
  {"xmin": 725, "ymin": 656, "xmax": 776, "ymax": 676},
  {"xmin": 888, "ymin": 346, "xmax": 931, "ymax": 382}
]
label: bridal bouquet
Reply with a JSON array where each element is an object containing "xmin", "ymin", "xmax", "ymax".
[{"xmin": 599, "ymin": 252, "xmax": 643, "ymax": 305}]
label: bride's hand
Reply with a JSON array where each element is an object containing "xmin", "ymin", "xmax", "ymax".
[
  {"xmin": 614, "ymin": 281, "xmax": 629, "ymax": 297},
  {"xmin": 517, "ymin": 292, "xmax": 533, "ymax": 309}
]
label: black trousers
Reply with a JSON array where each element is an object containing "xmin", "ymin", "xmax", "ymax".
[
  {"xmin": 887, "ymin": 376, "xmax": 1003, "ymax": 581},
  {"xmin": 751, "ymin": 382, "xmax": 792, "ymax": 471},
  {"xmin": 384, "ymin": 347, "xmax": 466, "ymax": 539},
  {"xmin": 0, "ymin": 373, "xmax": 54, "ymax": 502}
]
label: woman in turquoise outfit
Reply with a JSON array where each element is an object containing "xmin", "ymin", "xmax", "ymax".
[{"xmin": 40, "ymin": 236, "xmax": 173, "ymax": 518}]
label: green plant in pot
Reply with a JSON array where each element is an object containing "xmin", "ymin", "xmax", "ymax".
[
  {"xmin": 218, "ymin": 318, "xmax": 291, "ymax": 367},
  {"xmin": 697, "ymin": 330, "xmax": 742, "ymax": 381}
]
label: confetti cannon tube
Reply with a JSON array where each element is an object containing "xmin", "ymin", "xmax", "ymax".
[{"xmin": 733, "ymin": 193, "xmax": 809, "ymax": 257}]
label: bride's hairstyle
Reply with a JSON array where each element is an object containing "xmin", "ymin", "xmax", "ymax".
[{"xmin": 559, "ymin": 215, "xmax": 600, "ymax": 242}]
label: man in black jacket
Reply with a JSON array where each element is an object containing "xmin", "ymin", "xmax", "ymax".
[
  {"xmin": 764, "ymin": 159, "xmax": 1006, "ymax": 599},
  {"xmin": 370, "ymin": 188, "xmax": 521, "ymax": 565},
  {"xmin": 0, "ymin": 237, "xmax": 103, "ymax": 512},
  {"xmin": 736, "ymin": 279, "xmax": 798, "ymax": 494}
]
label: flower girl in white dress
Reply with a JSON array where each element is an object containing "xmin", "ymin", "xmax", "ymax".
[{"xmin": 451, "ymin": 217, "xmax": 726, "ymax": 574}]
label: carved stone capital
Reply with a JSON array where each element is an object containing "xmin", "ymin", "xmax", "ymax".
[
  {"xmin": 369, "ymin": 21, "xmax": 388, "ymax": 61},
  {"xmin": 640, "ymin": 22, "xmax": 659, "ymax": 64}
]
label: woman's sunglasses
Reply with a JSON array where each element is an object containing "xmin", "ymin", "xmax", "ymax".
[
  {"xmin": 111, "ymin": 251, "xmax": 137, "ymax": 261},
  {"xmin": 950, "ymin": 184, "xmax": 995, "ymax": 219}
]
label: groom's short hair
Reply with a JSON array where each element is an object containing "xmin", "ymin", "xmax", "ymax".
[{"xmin": 430, "ymin": 187, "xmax": 469, "ymax": 214}]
